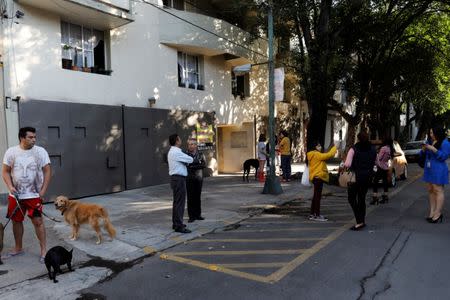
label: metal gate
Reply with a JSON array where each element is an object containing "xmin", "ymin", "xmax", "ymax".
[
  {"xmin": 19, "ymin": 100, "xmax": 125, "ymax": 199},
  {"xmin": 19, "ymin": 100, "xmax": 216, "ymax": 199}
]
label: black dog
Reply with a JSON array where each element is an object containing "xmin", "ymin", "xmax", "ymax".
[
  {"xmin": 45, "ymin": 246, "xmax": 73, "ymax": 283},
  {"xmin": 243, "ymin": 159, "xmax": 259, "ymax": 182}
]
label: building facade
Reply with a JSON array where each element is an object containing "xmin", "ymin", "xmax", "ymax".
[{"xmin": 0, "ymin": 0, "xmax": 272, "ymax": 199}]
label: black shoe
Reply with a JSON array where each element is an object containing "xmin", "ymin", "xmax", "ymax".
[
  {"xmin": 350, "ymin": 223, "xmax": 366, "ymax": 231},
  {"xmin": 196, "ymin": 216, "xmax": 205, "ymax": 220},
  {"xmin": 174, "ymin": 227, "xmax": 192, "ymax": 233},
  {"xmin": 429, "ymin": 214, "xmax": 443, "ymax": 223},
  {"xmin": 380, "ymin": 195, "xmax": 389, "ymax": 204},
  {"xmin": 188, "ymin": 218, "xmax": 195, "ymax": 223},
  {"xmin": 426, "ymin": 217, "xmax": 433, "ymax": 222},
  {"xmin": 172, "ymin": 224, "xmax": 186, "ymax": 229}
]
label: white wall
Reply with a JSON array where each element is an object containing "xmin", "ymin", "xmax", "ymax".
[{"xmin": 4, "ymin": 2, "xmax": 268, "ymax": 126}]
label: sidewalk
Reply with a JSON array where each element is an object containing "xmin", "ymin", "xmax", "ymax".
[{"xmin": 0, "ymin": 163, "xmax": 329, "ymax": 290}]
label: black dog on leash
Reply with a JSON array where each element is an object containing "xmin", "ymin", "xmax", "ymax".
[{"xmin": 243, "ymin": 159, "xmax": 259, "ymax": 182}]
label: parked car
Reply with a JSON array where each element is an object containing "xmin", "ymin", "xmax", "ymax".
[{"xmin": 403, "ymin": 141, "xmax": 425, "ymax": 163}]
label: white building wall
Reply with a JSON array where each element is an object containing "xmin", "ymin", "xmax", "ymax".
[
  {"xmin": 4, "ymin": 3, "xmax": 267, "ymax": 123},
  {"xmin": 0, "ymin": 1, "xmax": 269, "ymax": 191}
]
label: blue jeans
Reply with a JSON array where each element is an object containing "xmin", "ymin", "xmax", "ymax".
[{"xmin": 280, "ymin": 155, "xmax": 291, "ymax": 180}]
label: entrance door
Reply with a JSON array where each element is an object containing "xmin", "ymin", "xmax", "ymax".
[{"xmin": 217, "ymin": 122, "xmax": 254, "ymax": 173}]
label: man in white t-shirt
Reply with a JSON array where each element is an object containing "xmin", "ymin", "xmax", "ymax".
[{"xmin": 2, "ymin": 127, "xmax": 51, "ymax": 263}]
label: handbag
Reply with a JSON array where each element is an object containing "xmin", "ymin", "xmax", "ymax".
[
  {"xmin": 301, "ymin": 166, "xmax": 311, "ymax": 187},
  {"xmin": 338, "ymin": 169, "xmax": 355, "ymax": 187}
]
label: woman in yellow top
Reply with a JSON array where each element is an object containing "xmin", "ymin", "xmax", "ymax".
[
  {"xmin": 279, "ymin": 130, "xmax": 291, "ymax": 182},
  {"xmin": 306, "ymin": 141, "xmax": 337, "ymax": 221}
]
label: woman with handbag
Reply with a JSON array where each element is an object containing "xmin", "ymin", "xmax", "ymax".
[
  {"xmin": 307, "ymin": 141, "xmax": 337, "ymax": 221},
  {"xmin": 421, "ymin": 127, "xmax": 450, "ymax": 223},
  {"xmin": 344, "ymin": 131, "xmax": 377, "ymax": 230},
  {"xmin": 371, "ymin": 137, "xmax": 394, "ymax": 205}
]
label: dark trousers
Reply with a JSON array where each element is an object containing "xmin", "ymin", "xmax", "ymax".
[
  {"xmin": 170, "ymin": 175, "xmax": 186, "ymax": 229},
  {"xmin": 373, "ymin": 168, "xmax": 389, "ymax": 193},
  {"xmin": 280, "ymin": 155, "xmax": 291, "ymax": 180},
  {"xmin": 187, "ymin": 176, "xmax": 203, "ymax": 219},
  {"xmin": 311, "ymin": 178, "xmax": 324, "ymax": 215},
  {"xmin": 348, "ymin": 182, "xmax": 369, "ymax": 224}
]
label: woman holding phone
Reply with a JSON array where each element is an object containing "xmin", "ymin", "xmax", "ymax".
[{"xmin": 421, "ymin": 127, "xmax": 450, "ymax": 223}]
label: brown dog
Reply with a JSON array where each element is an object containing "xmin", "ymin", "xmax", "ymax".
[{"xmin": 54, "ymin": 196, "xmax": 116, "ymax": 244}]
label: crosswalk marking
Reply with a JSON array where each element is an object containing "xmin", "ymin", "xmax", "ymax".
[{"xmin": 169, "ymin": 249, "xmax": 304, "ymax": 256}]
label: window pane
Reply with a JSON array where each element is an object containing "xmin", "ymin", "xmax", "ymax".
[
  {"xmin": 61, "ymin": 21, "xmax": 69, "ymax": 45},
  {"xmin": 83, "ymin": 27, "xmax": 93, "ymax": 51},
  {"xmin": 93, "ymin": 30, "xmax": 104, "ymax": 48},
  {"xmin": 74, "ymin": 49, "xmax": 83, "ymax": 67},
  {"xmin": 69, "ymin": 24, "xmax": 82, "ymax": 49},
  {"xmin": 84, "ymin": 51, "xmax": 94, "ymax": 68}
]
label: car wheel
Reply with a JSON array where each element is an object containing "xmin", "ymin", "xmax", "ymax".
[
  {"xmin": 400, "ymin": 165, "xmax": 408, "ymax": 180},
  {"xmin": 391, "ymin": 169, "xmax": 397, "ymax": 187}
]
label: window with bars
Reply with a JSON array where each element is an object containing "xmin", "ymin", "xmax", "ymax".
[
  {"xmin": 61, "ymin": 21, "xmax": 109, "ymax": 75},
  {"xmin": 177, "ymin": 52, "xmax": 204, "ymax": 90},
  {"xmin": 232, "ymin": 71, "xmax": 250, "ymax": 99}
]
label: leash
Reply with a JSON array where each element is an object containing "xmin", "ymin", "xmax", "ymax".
[{"xmin": 5, "ymin": 193, "xmax": 62, "ymax": 224}]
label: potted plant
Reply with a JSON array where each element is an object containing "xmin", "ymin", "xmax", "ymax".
[{"xmin": 62, "ymin": 44, "xmax": 73, "ymax": 70}]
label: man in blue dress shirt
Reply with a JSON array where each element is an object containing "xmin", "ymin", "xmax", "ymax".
[{"xmin": 168, "ymin": 134, "xmax": 193, "ymax": 233}]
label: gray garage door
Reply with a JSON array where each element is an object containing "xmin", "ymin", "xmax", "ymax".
[
  {"xmin": 19, "ymin": 100, "xmax": 125, "ymax": 199},
  {"xmin": 19, "ymin": 100, "xmax": 216, "ymax": 199}
]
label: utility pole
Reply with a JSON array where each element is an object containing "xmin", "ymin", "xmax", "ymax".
[{"xmin": 263, "ymin": 0, "xmax": 282, "ymax": 195}]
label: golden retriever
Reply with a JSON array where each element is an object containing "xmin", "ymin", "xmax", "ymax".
[{"xmin": 54, "ymin": 195, "xmax": 116, "ymax": 244}]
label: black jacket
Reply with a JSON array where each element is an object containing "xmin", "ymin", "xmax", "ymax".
[
  {"xmin": 185, "ymin": 150, "xmax": 206, "ymax": 179},
  {"xmin": 351, "ymin": 142, "xmax": 377, "ymax": 183}
]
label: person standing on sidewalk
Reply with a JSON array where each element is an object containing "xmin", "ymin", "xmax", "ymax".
[
  {"xmin": 279, "ymin": 130, "xmax": 291, "ymax": 182},
  {"xmin": 344, "ymin": 131, "xmax": 376, "ymax": 231},
  {"xmin": 371, "ymin": 137, "xmax": 394, "ymax": 205},
  {"xmin": 185, "ymin": 139, "xmax": 206, "ymax": 223},
  {"xmin": 257, "ymin": 134, "xmax": 268, "ymax": 181},
  {"xmin": 2, "ymin": 127, "xmax": 51, "ymax": 263},
  {"xmin": 168, "ymin": 134, "xmax": 193, "ymax": 233},
  {"xmin": 307, "ymin": 141, "xmax": 337, "ymax": 221},
  {"xmin": 421, "ymin": 127, "xmax": 450, "ymax": 223}
]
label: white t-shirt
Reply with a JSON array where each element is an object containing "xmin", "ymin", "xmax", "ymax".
[
  {"xmin": 258, "ymin": 142, "xmax": 267, "ymax": 160},
  {"xmin": 3, "ymin": 145, "xmax": 51, "ymax": 199}
]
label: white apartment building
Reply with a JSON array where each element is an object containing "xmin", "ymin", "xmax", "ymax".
[{"xmin": 0, "ymin": 0, "xmax": 272, "ymax": 199}]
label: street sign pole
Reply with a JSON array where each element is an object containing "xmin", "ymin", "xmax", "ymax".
[{"xmin": 263, "ymin": 0, "xmax": 282, "ymax": 195}]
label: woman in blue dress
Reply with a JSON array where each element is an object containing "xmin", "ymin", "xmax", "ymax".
[{"xmin": 422, "ymin": 127, "xmax": 450, "ymax": 223}]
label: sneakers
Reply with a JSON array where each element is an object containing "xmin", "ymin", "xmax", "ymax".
[{"xmin": 308, "ymin": 215, "xmax": 328, "ymax": 222}]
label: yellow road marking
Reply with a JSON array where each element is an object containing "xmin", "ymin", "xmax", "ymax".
[
  {"xmin": 142, "ymin": 246, "xmax": 157, "ymax": 254},
  {"xmin": 189, "ymin": 238, "xmax": 320, "ymax": 243},
  {"xmin": 234, "ymin": 226, "xmax": 340, "ymax": 233},
  {"xmin": 168, "ymin": 249, "xmax": 304, "ymax": 256},
  {"xmin": 161, "ymin": 254, "xmax": 271, "ymax": 283},
  {"xmin": 218, "ymin": 262, "xmax": 286, "ymax": 268},
  {"xmin": 266, "ymin": 223, "xmax": 352, "ymax": 282}
]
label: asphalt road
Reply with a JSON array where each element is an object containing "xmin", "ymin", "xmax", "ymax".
[{"xmin": 79, "ymin": 166, "xmax": 450, "ymax": 300}]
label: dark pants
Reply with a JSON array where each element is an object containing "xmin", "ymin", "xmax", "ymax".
[
  {"xmin": 280, "ymin": 155, "xmax": 291, "ymax": 180},
  {"xmin": 311, "ymin": 178, "xmax": 324, "ymax": 216},
  {"xmin": 348, "ymin": 182, "xmax": 369, "ymax": 224},
  {"xmin": 373, "ymin": 168, "xmax": 389, "ymax": 193},
  {"xmin": 187, "ymin": 176, "xmax": 203, "ymax": 219},
  {"xmin": 170, "ymin": 175, "xmax": 187, "ymax": 229}
]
